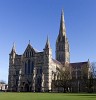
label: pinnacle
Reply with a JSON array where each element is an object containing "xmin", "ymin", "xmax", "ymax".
[
  {"xmin": 59, "ymin": 9, "xmax": 66, "ymax": 36},
  {"xmin": 10, "ymin": 42, "xmax": 16, "ymax": 54},
  {"xmin": 45, "ymin": 36, "xmax": 51, "ymax": 49},
  {"xmin": 12, "ymin": 42, "xmax": 16, "ymax": 52}
]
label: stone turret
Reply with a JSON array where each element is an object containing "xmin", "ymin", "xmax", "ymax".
[
  {"xmin": 9, "ymin": 43, "xmax": 16, "ymax": 64},
  {"xmin": 44, "ymin": 36, "xmax": 52, "ymax": 62},
  {"xmin": 43, "ymin": 36, "xmax": 52, "ymax": 92},
  {"xmin": 8, "ymin": 43, "xmax": 16, "ymax": 91}
]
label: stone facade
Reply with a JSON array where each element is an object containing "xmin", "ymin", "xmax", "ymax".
[
  {"xmin": 8, "ymin": 10, "xmax": 90, "ymax": 92},
  {"xmin": 8, "ymin": 37, "xmax": 62, "ymax": 92},
  {"xmin": 0, "ymin": 83, "xmax": 8, "ymax": 91}
]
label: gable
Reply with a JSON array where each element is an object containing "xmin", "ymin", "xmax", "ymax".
[{"xmin": 23, "ymin": 44, "xmax": 36, "ymax": 57}]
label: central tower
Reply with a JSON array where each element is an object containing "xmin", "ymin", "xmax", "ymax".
[{"xmin": 56, "ymin": 10, "xmax": 70, "ymax": 64}]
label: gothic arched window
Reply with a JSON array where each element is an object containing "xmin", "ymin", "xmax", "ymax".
[
  {"xmin": 40, "ymin": 68, "xmax": 42, "ymax": 74},
  {"xmin": 28, "ymin": 60, "xmax": 30, "ymax": 74},
  {"xmin": 30, "ymin": 51, "xmax": 31, "ymax": 57},
  {"xmin": 31, "ymin": 61, "xmax": 34, "ymax": 73},
  {"xmin": 26, "ymin": 52, "xmax": 27, "ymax": 57},
  {"xmin": 32, "ymin": 52, "xmax": 34, "ymax": 56},
  {"xmin": 28, "ymin": 52, "xmax": 29, "ymax": 57},
  {"xmin": 25, "ymin": 62, "xmax": 27, "ymax": 74}
]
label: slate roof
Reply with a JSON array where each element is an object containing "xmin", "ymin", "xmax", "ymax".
[{"xmin": 70, "ymin": 61, "xmax": 89, "ymax": 68}]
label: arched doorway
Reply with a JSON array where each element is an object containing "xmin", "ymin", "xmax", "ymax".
[
  {"xmin": 24, "ymin": 84, "xmax": 30, "ymax": 92},
  {"xmin": 35, "ymin": 77, "xmax": 42, "ymax": 92}
]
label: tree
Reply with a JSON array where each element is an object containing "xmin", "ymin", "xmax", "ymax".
[
  {"xmin": 89, "ymin": 62, "xmax": 96, "ymax": 92},
  {"xmin": 0, "ymin": 80, "xmax": 6, "ymax": 84},
  {"xmin": 82, "ymin": 62, "xmax": 95, "ymax": 93},
  {"xmin": 54, "ymin": 64, "xmax": 71, "ymax": 92},
  {"xmin": 91, "ymin": 62, "xmax": 96, "ymax": 79}
]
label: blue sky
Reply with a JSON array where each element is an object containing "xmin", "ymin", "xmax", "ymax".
[{"xmin": 0, "ymin": 0, "xmax": 96, "ymax": 83}]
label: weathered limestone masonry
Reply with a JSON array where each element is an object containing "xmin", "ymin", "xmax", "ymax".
[{"xmin": 8, "ymin": 10, "xmax": 90, "ymax": 92}]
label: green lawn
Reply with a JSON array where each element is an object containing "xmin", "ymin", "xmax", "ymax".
[{"xmin": 0, "ymin": 93, "xmax": 96, "ymax": 100}]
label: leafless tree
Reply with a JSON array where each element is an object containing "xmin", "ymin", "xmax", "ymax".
[
  {"xmin": 54, "ymin": 64, "xmax": 71, "ymax": 92},
  {"xmin": 0, "ymin": 80, "xmax": 6, "ymax": 84},
  {"xmin": 91, "ymin": 62, "xmax": 96, "ymax": 78},
  {"xmin": 82, "ymin": 62, "xmax": 95, "ymax": 93}
]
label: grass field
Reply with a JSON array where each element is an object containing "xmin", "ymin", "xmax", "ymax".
[{"xmin": 0, "ymin": 93, "xmax": 96, "ymax": 100}]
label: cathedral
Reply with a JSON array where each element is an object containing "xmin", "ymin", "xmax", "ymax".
[{"xmin": 8, "ymin": 10, "xmax": 90, "ymax": 92}]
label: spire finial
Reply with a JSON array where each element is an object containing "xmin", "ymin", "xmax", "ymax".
[
  {"xmin": 13, "ymin": 42, "xmax": 16, "ymax": 51},
  {"xmin": 47, "ymin": 35, "xmax": 49, "ymax": 42},
  {"xmin": 11, "ymin": 42, "xmax": 16, "ymax": 53},
  {"xmin": 88, "ymin": 59, "xmax": 90, "ymax": 62},
  {"xmin": 59, "ymin": 9, "xmax": 66, "ymax": 36},
  {"xmin": 45, "ymin": 35, "xmax": 51, "ymax": 48},
  {"xmin": 29, "ymin": 40, "xmax": 30, "ymax": 45},
  {"xmin": 61, "ymin": 9, "xmax": 64, "ymax": 17}
]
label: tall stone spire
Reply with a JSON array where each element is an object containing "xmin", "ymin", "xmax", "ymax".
[
  {"xmin": 45, "ymin": 36, "xmax": 51, "ymax": 49},
  {"xmin": 56, "ymin": 10, "xmax": 70, "ymax": 64},
  {"xmin": 59, "ymin": 9, "xmax": 66, "ymax": 36}
]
